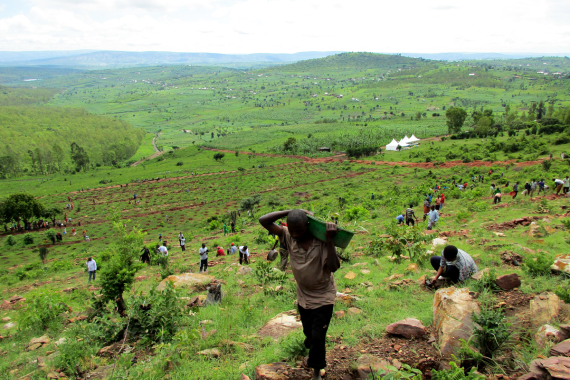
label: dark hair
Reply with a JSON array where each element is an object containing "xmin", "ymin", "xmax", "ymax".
[
  {"xmin": 409, "ymin": 204, "xmax": 413, "ymax": 208},
  {"xmin": 202, "ymin": 243, "xmax": 206, "ymax": 248},
  {"xmin": 287, "ymin": 209, "xmax": 308, "ymax": 227},
  {"xmin": 443, "ymin": 245, "xmax": 458, "ymax": 261},
  {"xmin": 243, "ymin": 245, "xmax": 248, "ymax": 250}
]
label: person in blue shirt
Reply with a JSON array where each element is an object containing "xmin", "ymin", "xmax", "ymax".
[
  {"xmin": 371, "ymin": 193, "xmax": 375, "ymax": 200},
  {"xmin": 396, "ymin": 213, "xmax": 405, "ymax": 224}
]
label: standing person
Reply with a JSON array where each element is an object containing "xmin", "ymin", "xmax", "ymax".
[
  {"xmin": 423, "ymin": 197, "xmax": 431, "ymax": 221},
  {"xmin": 538, "ymin": 179, "xmax": 546, "ymax": 194},
  {"xmin": 87, "ymin": 257, "xmax": 97, "ymax": 283},
  {"xmin": 72, "ymin": 227, "xmax": 76, "ymax": 236},
  {"xmin": 230, "ymin": 243, "xmax": 237, "ymax": 255},
  {"xmin": 223, "ymin": 222, "xmax": 229, "ymax": 236},
  {"xmin": 230, "ymin": 220, "xmax": 236, "ymax": 233},
  {"xmin": 553, "ymin": 178, "xmax": 564, "ymax": 195},
  {"xmin": 440, "ymin": 193, "xmax": 445, "ymax": 210},
  {"xmin": 523, "ymin": 181, "xmax": 531, "ymax": 196},
  {"xmin": 435, "ymin": 195, "xmax": 441, "ymax": 210},
  {"xmin": 564, "ymin": 175, "xmax": 570, "ymax": 194},
  {"xmin": 180, "ymin": 235, "xmax": 186, "ymax": 251},
  {"xmin": 512, "ymin": 182, "xmax": 519, "ymax": 199},
  {"xmin": 239, "ymin": 245, "xmax": 250, "ymax": 265},
  {"xmin": 178, "ymin": 231, "xmax": 184, "ymax": 244},
  {"xmin": 371, "ymin": 193, "xmax": 375, "ymax": 200},
  {"xmin": 406, "ymin": 204, "xmax": 419, "ymax": 226},
  {"xmin": 140, "ymin": 246, "xmax": 151, "ymax": 265},
  {"xmin": 530, "ymin": 179, "xmax": 537, "ymax": 198},
  {"xmin": 199, "ymin": 244, "xmax": 208, "ymax": 273},
  {"xmin": 427, "ymin": 205, "xmax": 439, "ymax": 230},
  {"xmin": 158, "ymin": 233, "xmax": 163, "ymax": 242},
  {"xmin": 430, "ymin": 245, "xmax": 478, "ymax": 284},
  {"xmin": 158, "ymin": 242, "xmax": 168, "ymax": 257},
  {"xmin": 259, "ymin": 209, "xmax": 339, "ymax": 380}
]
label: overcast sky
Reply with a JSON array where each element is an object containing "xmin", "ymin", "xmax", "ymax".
[{"xmin": 0, "ymin": 0, "xmax": 569, "ymax": 54}]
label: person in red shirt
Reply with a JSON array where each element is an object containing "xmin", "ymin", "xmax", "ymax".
[
  {"xmin": 216, "ymin": 246, "xmax": 225, "ymax": 256},
  {"xmin": 463, "ymin": 182, "xmax": 467, "ymax": 189},
  {"xmin": 440, "ymin": 194, "xmax": 445, "ymax": 210}
]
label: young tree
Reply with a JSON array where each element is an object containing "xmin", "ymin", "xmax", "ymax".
[
  {"xmin": 445, "ymin": 107, "xmax": 467, "ymax": 134},
  {"xmin": 283, "ymin": 137, "xmax": 297, "ymax": 152},
  {"xmin": 99, "ymin": 211, "xmax": 145, "ymax": 316},
  {"xmin": 213, "ymin": 152, "xmax": 225, "ymax": 161},
  {"xmin": 0, "ymin": 193, "xmax": 45, "ymax": 226},
  {"xmin": 43, "ymin": 206, "xmax": 61, "ymax": 226},
  {"xmin": 38, "ymin": 247, "xmax": 49, "ymax": 264},
  {"xmin": 239, "ymin": 194, "xmax": 262, "ymax": 217}
]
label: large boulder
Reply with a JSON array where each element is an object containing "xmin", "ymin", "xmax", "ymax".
[
  {"xmin": 386, "ymin": 318, "xmax": 426, "ymax": 339},
  {"xmin": 157, "ymin": 273, "xmax": 214, "ymax": 290},
  {"xmin": 258, "ymin": 310, "xmax": 302, "ymax": 340},
  {"xmin": 551, "ymin": 254, "xmax": 570, "ymax": 275},
  {"xmin": 530, "ymin": 293, "xmax": 560, "ymax": 327},
  {"xmin": 355, "ymin": 354, "xmax": 390, "ymax": 379},
  {"xmin": 531, "ymin": 357, "xmax": 570, "ymax": 380},
  {"xmin": 433, "ymin": 287, "xmax": 480, "ymax": 356},
  {"xmin": 495, "ymin": 273, "xmax": 521, "ymax": 291},
  {"xmin": 255, "ymin": 363, "xmax": 308, "ymax": 380}
]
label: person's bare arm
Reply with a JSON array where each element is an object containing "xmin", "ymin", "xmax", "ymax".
[
  {"xmin": 258, "ymin": 210, "xmax": 290, "ymax": 236},
  {"xmin": 432, "ymin": 266, "xmax": 443, "ymax": 283},
  {"xmin": 325, "ymin": 222, "xmax": 340, "ymax": 272}
]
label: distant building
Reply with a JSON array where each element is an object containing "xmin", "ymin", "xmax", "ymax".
[{"xmin": 318, "ymin": 147, "xmax": 331, "ymax": 152}]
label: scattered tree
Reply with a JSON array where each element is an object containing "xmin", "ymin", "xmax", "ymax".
[{"xmin": 446, "ymin": 107, "xmax": 467, "ymax": 134}]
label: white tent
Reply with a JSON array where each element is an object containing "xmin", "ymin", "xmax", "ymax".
[
  {"xmin": 408, "ymin": 134, "xmax": 420, "ymax": 142},
  {"xmin": 397, "ymin": 139, "xmax": 411, "ymax": 147},
  {"xmin": 400, "ymin": 135, "xmax": 411, "ymax": 144},
  {"xmin": 385, "ymin": 139, "xmax": 400, "ymax": 151}
]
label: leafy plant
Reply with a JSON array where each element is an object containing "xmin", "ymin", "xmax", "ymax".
[
  {"xmin": 19, "ymin": 290, "xmax": 69, "ymax": 331},
  {"xmin": 431, "ymin": 361, "xmax": 485, "ymax": 380},
  {"xmin": 471, "ymin": 307, "xmax": 511, "ymax": 358},
  {"xmin": 45, "ymin": 229, "xmax": 56, "ymax": 244},
  {"xmin": 368, "ymin": 364, "xmax": 422, "ymax": 380},
  {"xmin": 279, "ymin": 330, "xmax": 308, "ymax": 360},
  {"xmin": 470, "ymin": 269, "xmax": 500, "ymax": 293},
  {"xmin": 253, "ymin": 260, "xmax": 287, "ymax": 286},
  {"xmin": 5, "ymin": 235, "xmax": 16, "ymax": 246},
  {"xmin": 368, "ymin": 222, "xmax": 430, "ymax": 264},
  {"xmin": 23, "ymin": 233, "xmax": 34, "ymax": 245},
  {"xmin": 523, "ymin": 254, "xmax": 553, "ymax": 277},
  {"xmin": 39, "ymin": 246, "xmax": 49, "ymax": 264},
  {"xmin": 555, "ymin": 285, "xmax": 570, "ymax": 303},
  {"xmin": 345, "ymin": 205, "xmax": 369, "ymax": 221},
  {"xmin": 542, "ymin": 160, "xmax": 552, "ymax": 171}
]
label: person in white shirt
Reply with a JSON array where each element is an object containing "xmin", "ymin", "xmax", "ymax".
[
  {"xmin": 427, "ymin": 205, "xmax": 439, "ymax": 230},
  {"xmin": 87, "ymin": 257, "xmax": 97, "ymax": 282},
  {"xmin": 553, "ymin": 178, "xmax": 565, "ymax": 195},
  {"xmin": 180, "ymin": 236, "xmax": 186, "ymax": 251},
  {"xmin": 158, "ymin": 243, "xmax": 168, "ymax": 257},
  {"xmin": 239, "ymin": 245, "xmax": 249, "ymax": 265},
  {"xmin": 564, "ymin": 176, "xmax": 569, "ymax": 194},
  {"xmin": 199, "ymin": 244, "xmax": 208, "ymax": 273}
]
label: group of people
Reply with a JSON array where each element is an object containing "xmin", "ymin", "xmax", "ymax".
[{"xmin": 197, "ymin": 243, "xmax": 249, "ymax": 273}]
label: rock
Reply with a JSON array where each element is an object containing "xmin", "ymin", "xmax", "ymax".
[
  {"xmin": 198, "ymin": 348, "xmax": 221, "ymax": 358},
  {"xmin": 9, "ymin": 295, "xmax": 24, "ymax": 303},
  {"xmin": 157, "ymin": 273, "xmax": 214, "ymax": 290},
  {"xmin": 406, "ymin": 263, "xmax": 419, "ymax": 273},
  {"xmin": 62, "ymin": 287, "xmax": 77, "ymax": 293},
  {"xmin": 432, "ymin": 237, "xmax": 447, "ymax": 248},
  {"xmin": 46, "ymin": 373, "xmax": 60, "ymax": 379},
  {"xmin": 536, "ymin": 325, "xmax": 565, "ymax": 347},
  {"xmin": 392, "ymin": 359, "xmax": 402, "ymax": 370},
  {"xmin": 55, "ymin": 338, "xmax": 66, "ymax": 346},
  {"xmin": 348, "ymin": 307, "xmax": 362, "ymax": 315},
  {"xmin": 386, "ymin": 318, "xmax": 426, "ymax": 339},
  {"xmin": 37, "ymin": 356, "xmax": 46, "ymax": 368},
  {"xmin": 352, "ymin": 262, "xmax": 367, "ymax": 267},
  {"xmin": 433, "ymin": 287, "xmax": 480, "ymax": 356},
  {"xmin": 335, "ymin": 310, "xmax": 346, "ymax": 319},
  {"xmin": 530, "ymin": 293, "xmax": 560, "ymax": 326},
  {"xmin": 383, "ymin": 273, "xmax": 403, "ymax": 282},
  {"xmin": 355, "ymin": 354, "xmax": 391, "ymax": 379},
  {"xmin": 3, "ymin": 322, "xmax": 15, "ymax": 330},
  {"xmin": 237, "ymin": 266, "xmax": 253, "ymax": 275},
  {"xmin": 495, "ymin": 273, "xmax": 521, "ymax": 291},
  {"xmin": 532, "ymin": 357, "xmax": 570, "ymax": 379},
  {"xmin": 29, "ymin": 335, "xmax": 50, "ymax": 346},
  {"xmin": 472, "ymin": 268, "xmax": 490, "ymax": 281},
  {"xmin": 517, "ymin": 372, "xmax": 548, "ymax": 380},
  {"xmin": 1, "ymin": 317, "xmax": 10, "ymax": 322},
  {"xmin": 27, "ymin": 343, "xmax": 42, "ymax": 351},
  {"xmin": 551, "ymin": 254, "xmax": 570, "ymax": 275},
  {"xmin": 345, "ymin": 271, "xmax": 356, "ymax": 280},
  {"xmin": 199, "ymin": 320, "xmax": 213, "ymax": 325},
  {"xmin": 258, "ymin": 310, "xmax": 302, "ymax": 340},
  {"xmin": 551, "ymin": 339, "xmax": 570, "ymax": 356},
  {"xmin": 361, "ymin": 269, "xmax": 371, "ymax": 275},
  {"xmin": 374, "ymin": 259, "xmax": 380, "ymax": 266},
  {"xmin": 255, "ymin": 363, "xmax": 308, "ymax": 380},
  {"xmin": 494, "ymin": 232, "xmax": 506, "ymax": 237},
  {"xmin": 416, "ymin": 275, "xmax": 427, "ymax": 286},
  {"xmin": 528, "ymin": 222, "xmax": 546, "ymax": 238},
  {"xmin": 218, "ymin": 339, "xmax": 253, "ymax": 351},
  {"xmin": 204, "ymin": 283, "xmax": 222, "ymax": 306},
  {"xmin": 241, "ymin": 375, "xmax": 251, "ymax": 380}
]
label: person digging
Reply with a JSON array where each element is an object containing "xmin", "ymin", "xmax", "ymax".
[{"xmin": 259, "ymin": 209, "xmax": 340, "ymax": 380}]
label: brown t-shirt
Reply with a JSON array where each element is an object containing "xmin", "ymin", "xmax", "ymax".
[{"xmin": 280, "ymin": 227, "xmax": 336, "ymax": 309}]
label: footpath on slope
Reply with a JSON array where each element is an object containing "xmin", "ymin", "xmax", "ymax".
[
  {"xmin": 200, "ymin": 147, "xmax": 546, "ymax": 169},
  {"xmin": 131, "ymin": 133, "xmax": 165, "ymax": 167}
]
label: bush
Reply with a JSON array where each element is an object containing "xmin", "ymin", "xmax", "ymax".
[
  {"xmin": 253, "ymin": 260, "xmax": 287, "ymax": 286},
  {"xmin": 209, "ymin": 220, "xmax": 221, "ymax": 231},
  {"xmin": 555, "ymin": 285, "xmax": 570, "ymax": 304},
  {"xmin": 367, "ymin": 363, "xmax": 422, "ymax": 380},
  {"xmin": 470, "ymin": 269, "xmax": 500, "ymax": 293},
  {"xmin": 23, "ymin": 234, "xmax": 34, "ymax": 245},
  {"xmin": 524, "ymin": 254, "xmax": 553, "ymax": 277},
  {"xmin": 39, "ymin": 246, "xmax": 49, "ymax": 264},
  {"xmin": 45, "ymin": 229, "xmax": 56, "ymax": 244},
  {"xmin": 554, "ymin": 134, "xmax": 570, "ymax": 145},
  {"xmin": 345, "ymin": 205, "xmax": 369, "ymax": 221},
  {"xmin": 471, "ymin": 307, "xmax": 511, "ymax": 358},
  {"xmin": 50, "ymin": 260, "xmax": 73, "ymax": 272},
  {"xmin": 5, "ymin": 235, "xmax": 16, "ymax": 246},
  {"xmin": 279, "ymin": 330, "xmax": 308, "ymax": 361},
  {"xmin": 542, "ymin": 160, "xmax": 552, "ymax": 172},
  {"xmin": 19, "ymin": 291, "xmax": 68, "ymax": 331},
  {"xmin": 176, "ymin": 161, "xmax": 184, "ymax": 166}
]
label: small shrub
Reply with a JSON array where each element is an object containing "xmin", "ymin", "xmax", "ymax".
[
  {"xmin": 471, "ymin": 307, "xmax": 511, "ymax": 358},
  {"xmin": 176, "ymin": 161, "xmax": 184, "ymax": 166},
  {"xmin": 209, "ymin": 220, "xmax": 221, "ymax": 231},
  {"xmin": 345, "ymin": 205, "xmax": 369, "ymax": 221},
  {"xmin": 253, "ymin": 260, "xmax": 287, "ymax": 286},
  {"xmin": 23, "ymin": 234, "xmax": 34, "ymax": 245},
  {"xmin": 19, "ymin": 291, "xmax": 68, "ymax": 331},
  {"xmin": 524, "ymin": 254, "xmax": 553, "ymax": 277},
  {"xmin": 279, "ymin": 330, "xmax": 308, "ymax": 360},
  {"xmin": 555, "ymin": 285, "xmax": 570, "ymax": 304},
  {"xmin": 5, "ymin": 235, "xmax": 17, "ymax": 246},
  {"xmin": 367, "ymin": 363, "xmax": 422, "ymax": 380},
  {"xmin": 50, "ymin": 260, "xmax": 73, "ymax": 272},
  {"xmin": 470, "ymin": 269, "xmax": 500, "ymax": 293},
  {"xmin": 39, "ymin": 247, "xmax": 49, "ymax": 264},
  {"xmin": 431, "ymin": 361, "xmax": 485, "ymax": 380},
  {"xmin": 45, "ymin": 229, "xmax": 56, "ymax": 244},
  {"xmin": 542, "ymin": 160, "xmax": 552, "ymax": 171}
]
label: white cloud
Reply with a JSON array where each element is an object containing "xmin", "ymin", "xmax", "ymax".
[{"xmin": 0, "ymin": 0, "xmax": 568, "ymax": 53}]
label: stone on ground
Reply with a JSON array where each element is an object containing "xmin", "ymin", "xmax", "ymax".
[
  {"xmin": 255, "ymin": 362, "xmax": 308, "ymax": 380},
  {"xmin": 204, "ymin": 283, "xmax": 222, "ymax": 306},
  {"xmin": 406, "ymin": 263, "xmax": 419, "ymax": 273},
  {"xmin": 198, "ymin": 348, "xmax": 221, "ymax": 358},
  {"xmin": 551, "ymin": 339, "xmax": 570, "ymax": 357},
  {"xmin": 531, "ymin": 357, "xmax": 570, "ymax": 380},
  {"xmin": 433, "ymin": 287, "xmax": 480, "ymax": 356},
  {"xmin": 258, "ymin": 310, "xmax": 302, "ymax": 340},
  {"xmin": 530, "ymin": 292, "xmax": 560, "ymax": 327},
  {"xmin": 536, "ymin": 325, "xmax": 565, "ymax": 347},
  {"xmin": 551, "ymin": 254, "xmax": 570, "ymax": 275},
  {"xmin": 355, "ymin": 354, "xmax": 390, "ymax": 379},
  {"xmin": 3, "ymin": 322, "xmax": 15, "ymax": 330},
  {"xmin": 335, "ymin": 310, "xmax": 346, "ymax": 318},
  {"xmin": 495, "ymin": 273, "xmax": 521, "ymax": 291},
  {"xmin": 348, "ymin": 307, "xmax": 362, "ymax": 315},
  {"xmin": 386, "ymin": 318, "xmax": 426, "ymax": 339},
  {"xmin": 157, "ymin": 273, "xmax": 214, "ymax": 290},
  {"xmin": 471, "ymin": 268, "xmax": 490, "ymax": 281},
  {"xmin": 237, "ymin": 266, "xmax": 253, "ymax": 275},
  {"xmin": 345, "ymin": 271, "xmax": 356, "ymax": 280},
  {"xmin": 528, "ymin": 222, "xmax": 546, "ymax": 238}
]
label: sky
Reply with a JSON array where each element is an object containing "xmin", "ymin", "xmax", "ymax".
[{"xmin": 0, "ymin": 0, "xmax": 569, "ymax": 54}]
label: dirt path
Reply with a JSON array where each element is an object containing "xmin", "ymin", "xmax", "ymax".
[
  {"xmin": 201, "ymin": 147, "xmax": 547, "ymax": 169},
  {"xmin": 132, "ymin": 133, "xmax": 165, "ymax": 167}
]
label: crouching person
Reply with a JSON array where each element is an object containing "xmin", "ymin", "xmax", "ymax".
[
  {"xmin": 259, "ymin": 209, "xmax": 340, "ymax": 380},
  {"xmin": 430, "ymin": 245, "xmax": 478, "ymax": 284}
]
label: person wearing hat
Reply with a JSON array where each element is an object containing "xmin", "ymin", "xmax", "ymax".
[
  {"xmin": 230, "ymin": 243, "xmax": 237, "ymax": 255},
  {"xmin": 216, "ymin": 246, "xmax": 225, "ymax": 256}
]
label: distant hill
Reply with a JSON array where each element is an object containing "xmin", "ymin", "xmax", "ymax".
[
  {"xmin": 0, "ymin": 51, "xmax": 345, "ymax": 68},
  {"xmin": 0, "ymin": 50, "xmax": 98, "ymax": 63},
  {"xmin": 400, "ymin": 52, "xmax": 569, "ymax": 61}
]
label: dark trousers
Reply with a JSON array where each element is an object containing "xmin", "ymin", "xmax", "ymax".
[
  {"xmin": 512, "ymin": 191, "xmax": 518, "ymax": 199},
  {"xmin": 493, "ymin": 195, "xmax": 501, "ymax": 204},
  {"xmin": 406, "ymin": 218, "xmax": 415, "ymax": 226},
  {"xmin": 430, "ymin": 256, "xmax": 459, "ymax": 283},
  {"xmin": 181, "ymin": 245, "xmax": 185, "ymax": 251},
  {"xmin": 298, "ymin": 304, "xmax": 334, "ymax": 370},
  {"xmin": 239, "ymin": 252, "xmax": 249, "ymax": 265},
  {"xmin": 88, "ymin": 271, "xmax": 96, "ymax": 282},
  {"xmin": 564, "ymin": 187, "xmax": 569, "ymax": 194},
  {"xmin": 199, "ymin": 259, "xmax": 208, "ymax": 272}
]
